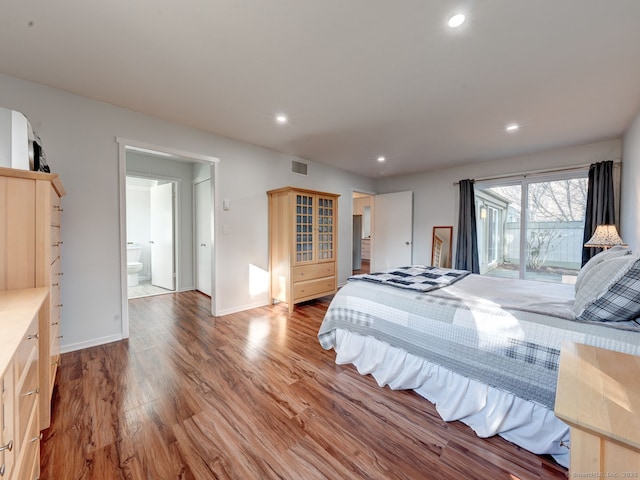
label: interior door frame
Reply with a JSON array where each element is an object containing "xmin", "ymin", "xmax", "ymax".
[{"xmin": 117, "ymin": 137, "xmax": 220, "ymax": 340}]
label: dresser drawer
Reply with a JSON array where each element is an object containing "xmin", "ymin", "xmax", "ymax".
[
  {"xmin": 14, "ymin": 321, "xmax": 38, "ymax": 383},
  {"xmin": 50, "ymin": 187, "xmax": 61, "ymax": 226},
  {"xmin": 50, "ymin": 226, "xmax": 61, "ymax": 264},
  {"xmin": 1, "ymin": 368, "xmax": 15, "ymax": 480},
  {"xmin": 17, "ymin": 355, "xmax": 38, "ymax": 448},
  {"xmin": 292, "ymin": 263, "xmax": 335, "ymax": 282},
  {"xmin": 51, "ymin": 258, "xmax": 62, "ymax": 289},
  {"xmin": 51, "ymin": 321, "xmax": 60, "ymax": 370},
  {"xmin": 293, "ymin": 277, "xmax": 336, "ymax": 301},
  {"xmin": 14, "ymin": 402, "xmax": 39, "ymax": 480}
]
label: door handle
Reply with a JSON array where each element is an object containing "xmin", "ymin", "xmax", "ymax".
[
  {"xmin": 405, "ymin": 241, "xmax": 411, "ymax": 245},
  {"xmin": 200, "ymin": 243, "xmax": 206, "ymax": 247}
]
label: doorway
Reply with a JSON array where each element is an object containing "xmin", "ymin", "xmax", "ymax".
[
  {"xmin": 125, "ymin": 175, "xmax": 177, "ymax": 298},
  {"xmin": 352, "ymin": 192, "xmax": 373, "ymax": 274},
  {"xmin": 118, "ymin": 138, "xmax": 220, "ymax": 341}
]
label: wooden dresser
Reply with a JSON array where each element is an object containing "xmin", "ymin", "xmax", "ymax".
[
  {"xmin": 555, "ymin": 342, "xmax": 640, "ymax": 477},
  {"xmin": 0, "ymin": 166, "xmax": 65, "ymax": 432},
  {"xmin": 268, "ymin": 187, "xmax": 339, "ymax": 313},
  {"xmin": 0, "ymin": 288, "xmax": 49, "ymax": 480}
]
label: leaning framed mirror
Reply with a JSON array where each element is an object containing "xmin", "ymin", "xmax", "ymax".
[{"xmin": 431, "ymin": 226, "xmax": 453, "ymax": 268}]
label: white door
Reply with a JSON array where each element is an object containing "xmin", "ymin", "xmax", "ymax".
[
  {"xmin": 195, "ymin": 179, "xmax": 212, "ymax": 296},
  {"xmin": 150, "ymin": 182, "xmax": 175, "ymax": 290},
  {"xmin": 372, "ymin": 191, "xmax": 413, "ymax": 271}
]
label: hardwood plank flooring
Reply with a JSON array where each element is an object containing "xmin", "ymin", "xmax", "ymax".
[{"xmin": 40, "ymin": 291, "xmax": 568, "ymax": 479}]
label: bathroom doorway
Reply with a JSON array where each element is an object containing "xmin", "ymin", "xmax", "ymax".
[{"xmin": 125, "ymin": 175, "xmax": 177, "ymax": 298}]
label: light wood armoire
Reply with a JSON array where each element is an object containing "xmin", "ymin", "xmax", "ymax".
[
  {"xmin": 0, "ymin": 166, "xmax": 65, "ymax": 432},
  {"xmin": 268, "ymin": 187, "xmax": 339, "ymax": 313}
]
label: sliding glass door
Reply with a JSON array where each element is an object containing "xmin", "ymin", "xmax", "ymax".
[{"xmin": 475, "ymin": 171, "xmax": 587, "ymax": 283}]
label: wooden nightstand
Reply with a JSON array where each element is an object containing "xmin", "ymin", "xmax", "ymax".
[{"xmin": 555, "ymin": 342, "xmax": 640, "ymax": 477}]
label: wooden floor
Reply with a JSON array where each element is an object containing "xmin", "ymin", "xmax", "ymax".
[
  {"xmin": 40, "ymin": 291, "xmax": 567, "ymax": 479},
  {"xmin": 352, "ymin": 259, "xmax": 370, "ymax": 275}
]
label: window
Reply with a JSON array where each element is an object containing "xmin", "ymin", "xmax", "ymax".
[{"xmin": 475, "ymin": 170, "xmax": 588, "ymax": 283}]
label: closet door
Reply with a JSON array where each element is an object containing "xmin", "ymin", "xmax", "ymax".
[
  {"xmin": 372, "ymin": 191, "xmax": 413, "ymax": 271},
  {"xmin": 195, "ymin": 179, "xmax": 212, "ymax": 296}
]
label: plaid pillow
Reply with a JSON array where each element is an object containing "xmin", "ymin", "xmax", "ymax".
[
  {"xmin": 575, "ymin": 245, "xmax": 629, "ymax": 292},
  {"xmin": 576, "ymin": 257, "xmax": 640, "ymax": 323}
]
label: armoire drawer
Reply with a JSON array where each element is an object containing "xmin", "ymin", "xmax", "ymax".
[
  {"xmin": 293, "ymin": 277, "xmax": 336, "ymax": 301},
  {"xmin": 292, "ymin": 263, "xmax": 335, "ymax": 282}
]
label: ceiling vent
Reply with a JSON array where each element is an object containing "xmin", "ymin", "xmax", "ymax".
[{"xmin": 291, "ymin": 160, "xmax": 308, "ymax": 175}]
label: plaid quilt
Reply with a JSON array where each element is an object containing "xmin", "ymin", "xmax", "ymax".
[
  {"xmin": 318, "ymin": 275, "xmax": 640, "ymax": 410},
  {"xmin": 349, "ymin": 265, "xmax": 470, "ymax": 292}
]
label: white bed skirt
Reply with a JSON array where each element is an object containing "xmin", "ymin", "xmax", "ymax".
[{"xmin": 333, "ymin": 329, "xmax": 570, "ymax": 468}]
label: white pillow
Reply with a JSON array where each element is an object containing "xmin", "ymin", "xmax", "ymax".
[
  {"xmin": 574, "ymin": 254, "xmax": 639, "ymax": 317},
  {"xmin": 575, "ymin": 246, "xmax": 629, "ymax": 292}
]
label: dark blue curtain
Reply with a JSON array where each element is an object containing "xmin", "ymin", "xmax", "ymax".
[
  {"xmin": 455, "ymin": 179, "xmax": 480, "ymax": 273},
  {"xmin": 582, "ymin": 160, "xmax": 615, "ymax": 266}
]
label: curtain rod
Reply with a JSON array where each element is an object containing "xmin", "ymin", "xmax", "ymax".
[{"xmin": 452, "ymin": 160, "xmax": 620, "ymax": 186}]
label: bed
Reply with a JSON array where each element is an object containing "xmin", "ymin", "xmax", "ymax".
[{"xmin": 317, "ymin": 251, "xmax": 640, "ymax": 468}]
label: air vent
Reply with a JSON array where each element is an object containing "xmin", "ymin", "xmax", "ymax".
[{"xmin": 291, "ymin": 160, "xmax": 308, "ymax": 175}]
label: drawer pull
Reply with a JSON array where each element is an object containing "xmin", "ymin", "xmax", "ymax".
[
  {"xmin": 56, "ymin": 304, "xmax": 63, "ymax": 308},
  {"xmin": 52, "ymin": 321, "xmax": 59, "ymax": 326},
  {"xmin": 57, "ymin": 272, "xmax": 64, "ymax": 276},
  {"xmin": 28, "ymin": 333, "xmax": 39, "ymax": 340},
  {"xmin": 0, "ymin": 440, "xmax": 12, "ymax": 452},
  {"xmin": 22, "ymin": 388, "xmax": 40, "ymax": 397},
  {"xmin": 52, "ymin": 282, "xmax": 59, "ymax": 287},
  {"xmin": 52, "ymin": 360, "xmax": 59, "ymax": 366},
  {"xmin": 30, "ymin": 433, "xmax": 43, "ymax": 443},
  {"xmin": 57, "ymin": 335, "xmax": 64, "ymax": 339}
]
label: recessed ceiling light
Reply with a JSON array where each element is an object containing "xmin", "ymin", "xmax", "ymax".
[
  {"xmin": 448, "ymin": 14, "xmax": 465, "ymax": 28},
  {"xmin": 275, "ymin": 114, "xmax": 288, "ymax": 124},
  {"xmin": 506, "ymin": 123, "xmax": 519, "ymax": 132},
  {"xmin": 377, "ymin": 156, "xmax": 386, "ymax": 162}
]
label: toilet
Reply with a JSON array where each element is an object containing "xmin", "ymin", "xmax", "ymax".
[{"xmin": 127, "ymin": 243, "xmax": 143, "ymax": 287}]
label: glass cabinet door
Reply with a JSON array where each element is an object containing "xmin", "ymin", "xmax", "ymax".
[
  {"xmin": 316, "ymin": 195, "xmax": 335, "ymax": 261},
  {"xmin": 295, "ymin": 193, "xmax": 314, "ymax": 263}
]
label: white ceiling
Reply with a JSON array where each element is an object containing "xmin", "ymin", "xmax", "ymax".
[{"xmin": 2, "ymin": 1, "xmax": 639, "ymax": 178}]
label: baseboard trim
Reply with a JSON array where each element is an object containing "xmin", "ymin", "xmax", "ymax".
[
  {"xmin": 60, "ymin": 333, "xmax": 124, "ymax": 354},
  {"xmin": 216, "ymin": 300, "xmax": 270, "ymax": 316}
]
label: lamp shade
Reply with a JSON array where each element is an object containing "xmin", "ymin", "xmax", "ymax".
[{"xmin": 584, "ymin": 224, "xmax": 627, "ymax": 249}]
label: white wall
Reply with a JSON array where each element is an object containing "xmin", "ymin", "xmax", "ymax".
[
  {"xmin": 0, "ymin": 74, "xmax": 375, "ymax": 352},
  {"xmin": 621, "ymin": 108, "xmax": 640, "ymax": 250},
  {"xmin": 375, "ymin": 139, "xmax": 622, "ymax": 266}
]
